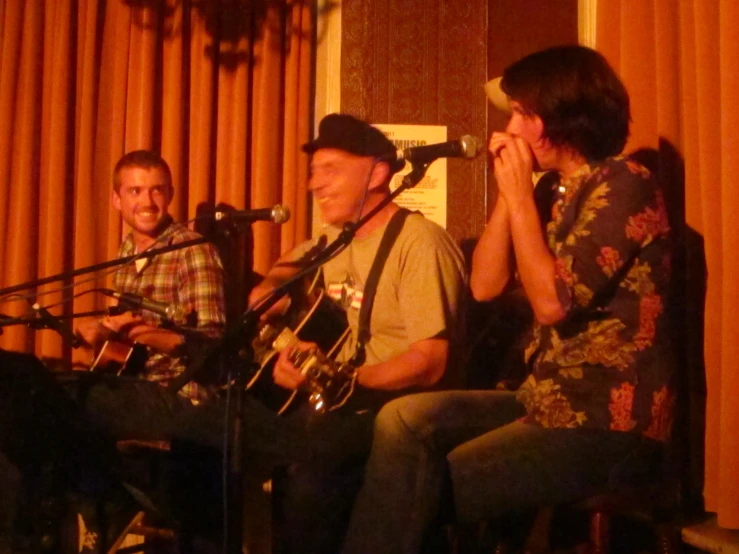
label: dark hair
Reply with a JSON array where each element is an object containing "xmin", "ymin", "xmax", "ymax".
[
  {"xmin": 113, "ymin": 150, "xmax": 173, "ymax": 192},
  {"xmin": 501, "ymin": 45, "xmax": 630, "ymax": 161}
]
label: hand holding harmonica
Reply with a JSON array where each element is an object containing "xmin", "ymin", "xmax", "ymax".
[{"xmin": 489, "ymin": 132, "xmax": 535, "ymax": 207}]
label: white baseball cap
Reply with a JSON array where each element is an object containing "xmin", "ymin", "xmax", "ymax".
[{"xmin": 484, "ymin": 76, "xmax": 511, "ymax": 113}]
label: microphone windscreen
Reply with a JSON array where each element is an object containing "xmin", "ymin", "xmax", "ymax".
[
  {"xmin": 459, "ymin": 135, "xmax": 484, "ymax": 159},
  {"xmin": 273, "ymin": 205, "xmax": 291, "ymax": 224}
]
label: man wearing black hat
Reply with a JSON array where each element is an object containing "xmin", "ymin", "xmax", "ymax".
[{"xmin": 247, "ymin": 113, "xmax": 467, "ymax": 554}]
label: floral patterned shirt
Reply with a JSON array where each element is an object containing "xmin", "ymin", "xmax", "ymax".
[{"xmin": 516, "ymin": 156, "xmax": 674, "ymax": 442}]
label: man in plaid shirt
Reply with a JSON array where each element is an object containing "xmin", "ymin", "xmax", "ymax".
[
  {"xmin": 76, "ymin": 150, "xmax": 226, "ymax": 404},
  {"xmin": 2, "ymin": 152, "xmax": 311, "ymax": 552},
  {"xmin": 72, "ymin": 152, "xmax": 310, "ymax": 456}
]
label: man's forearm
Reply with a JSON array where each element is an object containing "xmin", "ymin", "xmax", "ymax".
[
  {"xmin": 247, "ymin": 248, "xmax": 306, "ymax": 313},
  {"xmin": 126, "ymin": 325, "xmax": 185, "ymax": 356},
  {"xmin": 355, "ymin": 338, "xmax": 448, "ymax": 390}
]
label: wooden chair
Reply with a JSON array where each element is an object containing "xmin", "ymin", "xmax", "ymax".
[
  {"xmin": 107, "ymin": 440, "xmax": 273, "ymax": 554},
  {"xmin": 108, "ymin": 436, "xmax": 262, "ymax": 554},
  {"xmin": 520, "ymin": 443, "xmax": 683, "ymax": 554},
  {"xmin": 569, "ymin": 481, "xmax": 682, "ymax": 554},
  {"xmin": 106, "ymin": 439, "xmax": 178, "ymax": 554}
]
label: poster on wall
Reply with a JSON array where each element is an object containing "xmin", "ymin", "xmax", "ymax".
[{"xmin": 373, "ymin": 124, "xmax": 448, "ymax": 229}]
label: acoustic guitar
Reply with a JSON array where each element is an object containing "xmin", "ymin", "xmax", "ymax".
[
  {"xmin": 87, "ymin": 339, "xmax": 148, "ymax": 375},
  {"xmin": 246, "ymin": 287, "xmax": 352, "ymax": 414}
]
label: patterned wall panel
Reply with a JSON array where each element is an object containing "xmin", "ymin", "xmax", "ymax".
[
  {"xmin": 341, "ymin": 0, "xmax": 489, "ymax": 246},
  {"xmin": 341, "ymin": 0, "xmax": 578, "ymax": 246}
]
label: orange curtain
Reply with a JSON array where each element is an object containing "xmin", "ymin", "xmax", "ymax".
[
  {"xmin": 597, "ymin": 0, "xmax": 739, "ymax": 529},
  {"xmin": 0, "ymin": 0, "xmax": 312, "ymax": 362}
]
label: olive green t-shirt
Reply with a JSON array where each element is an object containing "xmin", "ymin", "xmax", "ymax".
[{"xmin": 294, "ymin": 212, "xmax": 467, "ymax": 391}]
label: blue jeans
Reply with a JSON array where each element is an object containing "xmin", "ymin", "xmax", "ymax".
[
  {"xmin": 66, "ymin": 374, "xmax": 316, "ymax": 468},
  {"xmin": 341, "ymin": 390, "xmax": 654, "ymax": 554},
  {"xmin": 275, "ymin": 405, "xmax": 375, "ymax": 554}
]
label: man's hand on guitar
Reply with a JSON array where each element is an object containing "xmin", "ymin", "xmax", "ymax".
[
  {"xmin": 273, "ymin": 341, "xmax": 317, "ymax": 390},
  {"xmin": 74, "ymin": 312, "xmax": 146, "ymax": 372},
  {"xmin": 75, "ymin": 311, "xmax": 145, "ymax": 347},
  {"xmin": 75, "ymin": 318, "xmax": 108, "ymax": 347}
]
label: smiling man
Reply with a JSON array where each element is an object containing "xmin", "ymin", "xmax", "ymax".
[
  {"xmin": 112, "ymin": 155, "xmax": 175, "ymax": 251},
  {"xmin": 75, "ymin": 150, "xmax": 225, "ymax": 402},
  {"xmin": 63, "ymin": 150, "xmax": 228, "ymax": 552},
  {"xmin": 248, "ymin": 113, "xmax": 467, "ymax": 554}
]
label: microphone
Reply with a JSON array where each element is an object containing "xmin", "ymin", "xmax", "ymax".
[
  {"xmin": 385, "ymin": 135, "xmax": 484, "ymax": 165},
  {"xmin": 99, "ymin": 289, "xmax": 183, "ymax": 321},
  {"xmin": 214, "ymin": 204, "xmax": 291, "ymax": 224},
  {"xmin": 30, "ymin": 302, "xmax": 82, "ymax": 348}
]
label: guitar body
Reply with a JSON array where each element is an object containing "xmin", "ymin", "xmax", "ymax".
[
  {"xmin": 88, "ymin": 340, "xmax": 148, "ymax": 376},
  {"xmin": 247, "ymin": 288, "xmax": 350, "ymax": 414}
]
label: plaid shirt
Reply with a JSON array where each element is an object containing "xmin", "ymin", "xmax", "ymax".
[{"xmin": 113, "ymin": 217, "xmax": 226, "ymax": 403}]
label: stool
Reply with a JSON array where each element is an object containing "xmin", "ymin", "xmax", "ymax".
[
  {"xmin": 104, "ymin": 439, "xmax": 177, "ymax": 554},
  {"xmin": 107, "ymin": 440, "xmax": 274, "ymax": 554},
  {"xmin": 571, "ymin": 484, "xmax": 681, "ymax": 554}
]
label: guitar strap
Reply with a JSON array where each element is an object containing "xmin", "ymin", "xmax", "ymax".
[{"xmin": 350, "ymin": 208, "xmax": 413, "ymax": 368}]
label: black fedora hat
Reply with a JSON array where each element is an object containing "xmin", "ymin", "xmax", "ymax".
[{"xmin": 302, "ymin": 113, "xmax": 405, "ymax": 174}]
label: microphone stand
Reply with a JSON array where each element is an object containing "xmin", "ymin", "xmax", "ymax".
[
  {"xmin": 307, "ymin": 162, "xmax": 432, "ymax": 269},
  {"xmin": 0, "ymin": 238, "xmax": 213, "ymax": 356},
  {"xmin": 172, "ymin": 161, "xmax": 431, "ymax": 554},
  {"xmin": 0, "ymin": 309, "xmax": 124, "ymax": 341},
  {"xmin": 1, "ymin": 163, "xmax": 430, "ymax": 553},
  {"xmin": 0, "ymin": 237, "xmax": 209, "ymax": 298},
  {"xmin": 0, "ymin": 217, "xmax": 290, "ymax": 553}
]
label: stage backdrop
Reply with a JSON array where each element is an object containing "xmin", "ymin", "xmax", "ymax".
[
  {"xmin": 597, "ymin": 0, "xmax": 739, "ymax": 529},
  {"xmin": 0, "ymin": 0, "xmax": 313, "ymax": 364}
]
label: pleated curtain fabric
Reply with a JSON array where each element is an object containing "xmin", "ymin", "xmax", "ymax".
[
  {"xmin": 0, "ymin": 0, "xmax": 312, "ymax": 366},
  {"xmin": 597, "ymin": 0, "xmax": 739, "ymax": 529}
]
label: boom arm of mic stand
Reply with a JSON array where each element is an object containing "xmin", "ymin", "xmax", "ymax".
[
  {"xmin": 242, "ymin": 161, "xmax": 431, "ymax": 323},
  {"xmin": 343, "ymin": 161, "xmax": 430, "ymax": 234},
  {"xmin": 293, "ymin": 161, "xmax": 430, "ymax": 265},
  {"xmin": 1, "ymin": 165, "xmax": 428, "ymax": 300},
  {"xmin": 0, "ymin": 236, "xmax": 209, "ymax": 298}
]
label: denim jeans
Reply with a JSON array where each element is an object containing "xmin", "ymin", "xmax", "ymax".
[
  {"xmin": 65, "ymin": 374, "xmax": 320, "ymax": 469},
  {"xmin": 74, "ymin": 376, "xmax": 379, "ymax": 554},
  {"xmin": 275, "ymin": 406, "xmax": 375, "ymax": 554},
  {"xmin": 341, "ymin": 390, "xmax": 653, "ymax": 554}
]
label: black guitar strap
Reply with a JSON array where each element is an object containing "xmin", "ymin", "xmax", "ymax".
[{"xmin": 350, "ymin": 208, "xmax": 413, "ymax": 367}]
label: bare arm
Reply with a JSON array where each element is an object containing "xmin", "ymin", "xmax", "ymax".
[
  {"xmin": 507, "ymin": 194, "xmax": 564, "ymax": 324},
  {"xmin": 492, "ymin": 133, "xmax": 565, "ymax": 324},
  {"xmin": 75, "ymin": 312, "xmax": 185, "ymax": 357},
  {"xmin": 273, "ymin": 336, "xmax": 448, "ymax": 391},
  {"xmin": 354, "ymin": 337, "xmax": 448, "ymax": 389},
  {"xmin": 470, "ymin": 195, "xmax": 514, "ymax": 301},
  {"xmin": 125, "ymin": 324, "xmax": 185, "ymax": 354}
]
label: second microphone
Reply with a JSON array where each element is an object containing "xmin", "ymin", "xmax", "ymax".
[{"xmin": 100, "ymin": 288, "xmax": 183, "ymax": 321}]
